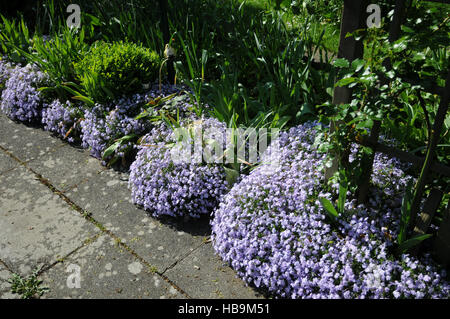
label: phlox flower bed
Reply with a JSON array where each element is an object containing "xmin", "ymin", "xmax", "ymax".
[
  {"xmin": 129, "ymin": 117, "xmax": 229, "ymax": 218},
  {"xmin": 42, "ymin": 99, "xmax": 82, "ymax": 143},
  {"xmin": 1, "ymin": 63, "xmax": 48, "ymax": 122},
  {"xmin": 0, "ymin": 58, "xmax": 13, "ymax": 88},
  {"xmin": 80, "ymin": 96, "xmax": 149, "ymax": 160},
  {"xmin": 80, "ymin": 84, "xmax": 184, "ymax": 162},
  {"xmin": 211, "ymin": 122, "xmax": 450, "ymax": 299}
]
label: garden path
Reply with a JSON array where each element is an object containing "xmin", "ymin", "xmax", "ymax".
[{"xmin": 0, "ymin": 113, "xmax": 261, "ymax": 299}]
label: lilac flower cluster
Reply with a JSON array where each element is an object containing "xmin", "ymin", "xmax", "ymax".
[
  {"xmin": 80, "ymin": 97, "xmax": 147, "ymax": 160},
  {"xmin": 0, "ymin": 63, "xmax": 48, "ymax": 122},
  {"xmin": 211, "ymin": 122, "xmax": 450, "ymax": 299},
  {"xmin": 42, "ymin": 99, "xmax": 82, "ymax": 143},
  {"xmin": 128, "ymin": 117, "xmax": 229, "ymax": 218},
  {"xmin": 0, "ymin": 58, "xmax": 13, "ymax": 89},
  {"xmin": 80, "ymin": 84, "xmax": 183, "ymax": 160}
]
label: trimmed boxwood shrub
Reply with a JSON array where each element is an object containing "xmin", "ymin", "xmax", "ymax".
[{"xmin": 74, "ymin": 41, "xmax": 161, "ymax": 103}]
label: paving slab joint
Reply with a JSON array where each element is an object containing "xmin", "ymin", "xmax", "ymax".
[
  {"xmin": 0, "ymin": 140, "xmax": 66, "ymax": 167},
  {"xmin": 0, "ymin": 259, "xmax": 14, "ymax": 274},
  {"xmin": 160, "ymin": 241, "xmax": 207, "ymax": 276},
  {"xmin": 38, "ymin": 233, "xmax": 104, "ymax": 276}
]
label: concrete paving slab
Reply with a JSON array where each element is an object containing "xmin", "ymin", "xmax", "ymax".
[
  {"xmin": 0, "ymin": 166, "xmax": 99, "ymax": 277},
  {"xmin": 0, "ymin": 264, "xmax": 18, "ymax": 299},
  {"xmin": 164, "ymin": 243, "xmax": 261, "ymax": 299},
  {"xmin": 0, "ymin": 114, "xmax": 65, "ymax": 162},
  {"xmin": 40, "ymin": 235, "xmax": 184, "ymax": 299},
  {"xmin": 0, "ymin": 150, "xmax": 19, "ymax": 174},
  {"xmin": 0, "ymin": 263, "xmax": 12, "ymax": 293},
  {"xmin": 65, "ymin": 169, "xmax": 209, "ymax": 272},
  {"xmin": 27, "ymin": 145, "xmax": 106, "ymax": 192}
]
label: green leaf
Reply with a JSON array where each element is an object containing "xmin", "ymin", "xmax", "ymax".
[
  {"xmin": 351, "ymin": 59, "xmax": 365, "ymax": 72},
  {"xmin": 102, "ymin": 142, "xmax": 120, "ymax": 160},
  {"xmin": 336, "ymin": 77, "xmax": 356, "ymax": 87},
  {"xmin": 37, "ymin": 86, "xmax": 55, "ymax": 93},
  {"xmin": 116, "ymin": 134, "xmax": 138, "ymax": 143},
  {"xmin": 333, "ymin": 58, "xmax": 349, "ymax": 68},
  {"xmin": 72, "ymin": 95, "xmax": 95, "ymax": 107},
  {"xmin": 223, "ymin": 166, "xmax": 240, "ymax": 187},
  {"xmin": 411, "ymin": 52, "xmax": 426, "ymax": 62},
  {"xmin": 392, "ymin": 40, "xmax": 407, "ymax": 52},
  {"xmin": 386, "ymin": 70, "xmax": 395, "ymax": 79},
  {"xmin": 401, "ymin": 26, "xmax": 414, "ymax": 33},
  {"xmin": 398, "ymin": 234, "xmax": 433, "ymax": 254},
  {"xmin": 320, "ymin": 197, "xmax": 339, "ymax": 220},
  {"xmin": 101, "ymin": 134, "xmax": 137, "ymax": 160}
]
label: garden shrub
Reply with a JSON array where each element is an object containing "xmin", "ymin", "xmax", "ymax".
[
  {"xmin": 42, "ymin": 99, "xmax": 83, "ymax": 143},
  {"xmin": 74, "ymin": 41, "xmax": 161, "ymax": 103},
  {"xmin": 128, "ymin": 117, "xmax": 229, "ymax": 219},
  {"xmin": 211, "ymin": 122, "xmax": 450, "ymax": 298},
  {"xmin": 0, "ymin": 63, "xmax": 48, "ymax": 122}
]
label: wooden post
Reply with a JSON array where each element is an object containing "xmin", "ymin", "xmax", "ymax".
[
  {"xmin": 434, "ymin": 203, "xmax": 450, "ymax": 267},
  {"xmin": 389, "ymin": 0, "xmax": 407, "ymax": 43},
  {"xmin": 413, "ymin": 189, "xmax": 443, "ymax": 236},
  {"xmin": 356, "ymin": 120, "xmax": 380, "ymax": 204},
  {"xmin": 410, "ymin": 189, "xmax": 443, "ymax": 255},
  {"xmin": 325, "ymin": 0, "xmax": 368, "ymax": 180},
  {"xmin": 332, "ymin": 0, "xmax": 367, "ymax": 105},
  {"xmin": 357, "ymin": 136, "xmax": 450, "ymax": 177},
  {"xmin": 158, "ymin": 0, "xmax": 175, "ymax": 84},
  {"xmin": 356, "ymin": 0, "xmax": 407, "ymax": 204},
  {"xmin": 409, "ymin": 69, "xmax": 450, "ymax": 230}
]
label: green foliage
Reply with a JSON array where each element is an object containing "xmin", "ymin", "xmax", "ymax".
[
  {"xmin": 287, "ymin": 0, "xmax": 341, "ymax": 52},
  {"xmin": 320, "ymin": 169, "xmax": 348, "ymax": 223},
  {"xmin": 0, "ymin": 15, "xmax": 33, "ymax": 64},
  {"xmin": 192, "ymin": 17, "xmax": 334, "ymax": 129},
  {"xmin": 313, "ymin": 4, "xmax": 448, "ymax": 260},
  {"xmin": 319, "ymin": 197, "xmax": 339, "ymax": 221},
  {"xmin": 398, "ymin": 234, "xmax": 433, "ymax": 255},
  {"xmin": 316, "ymin": 14, "xmax": 449, "ymax": 191},
  {"xmin": 34, "ymin": 0, "xmax": 165, "ymax": 52},
  {"xmin": 27, "ymin": 28, "xmax": 88, "ymax": 101},
  {"xmin": 173, "ymin": 34, "xmax": 208, "ymax": 116},
  {"xmin": 74, "ymin": 41, "xmax": 161, "ymax": 103},
  {"xmin": 8, "ymin": 268, "xmax": 49, "ymax": 299},
  {"xmin": 290, "ymin": 0, "xmax": 342, "ymax": 25},
  {"xmin": 168, "ymin": 0, "xmax": 334, "ymax": 122},
  {"xmin": 102, "ymin": 133, "xmax": 138, "ymax": 167},
  {"xmin": 31, "ymin": 28, "xmax": 87, "ymax": 81}
]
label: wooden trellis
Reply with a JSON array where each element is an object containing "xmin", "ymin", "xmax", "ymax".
[{"xmin": 327, "ymin": 0, "xmax": 450, "ymax": 265}]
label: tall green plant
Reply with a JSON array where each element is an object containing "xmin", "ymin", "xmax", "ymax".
[
  {"xmin": 26, "ymin": 28, "xmax": 88, "ymax": 100},
  {"xmin": 0, "ymin": 15, "xmax": 33, "ymax": 64}
]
